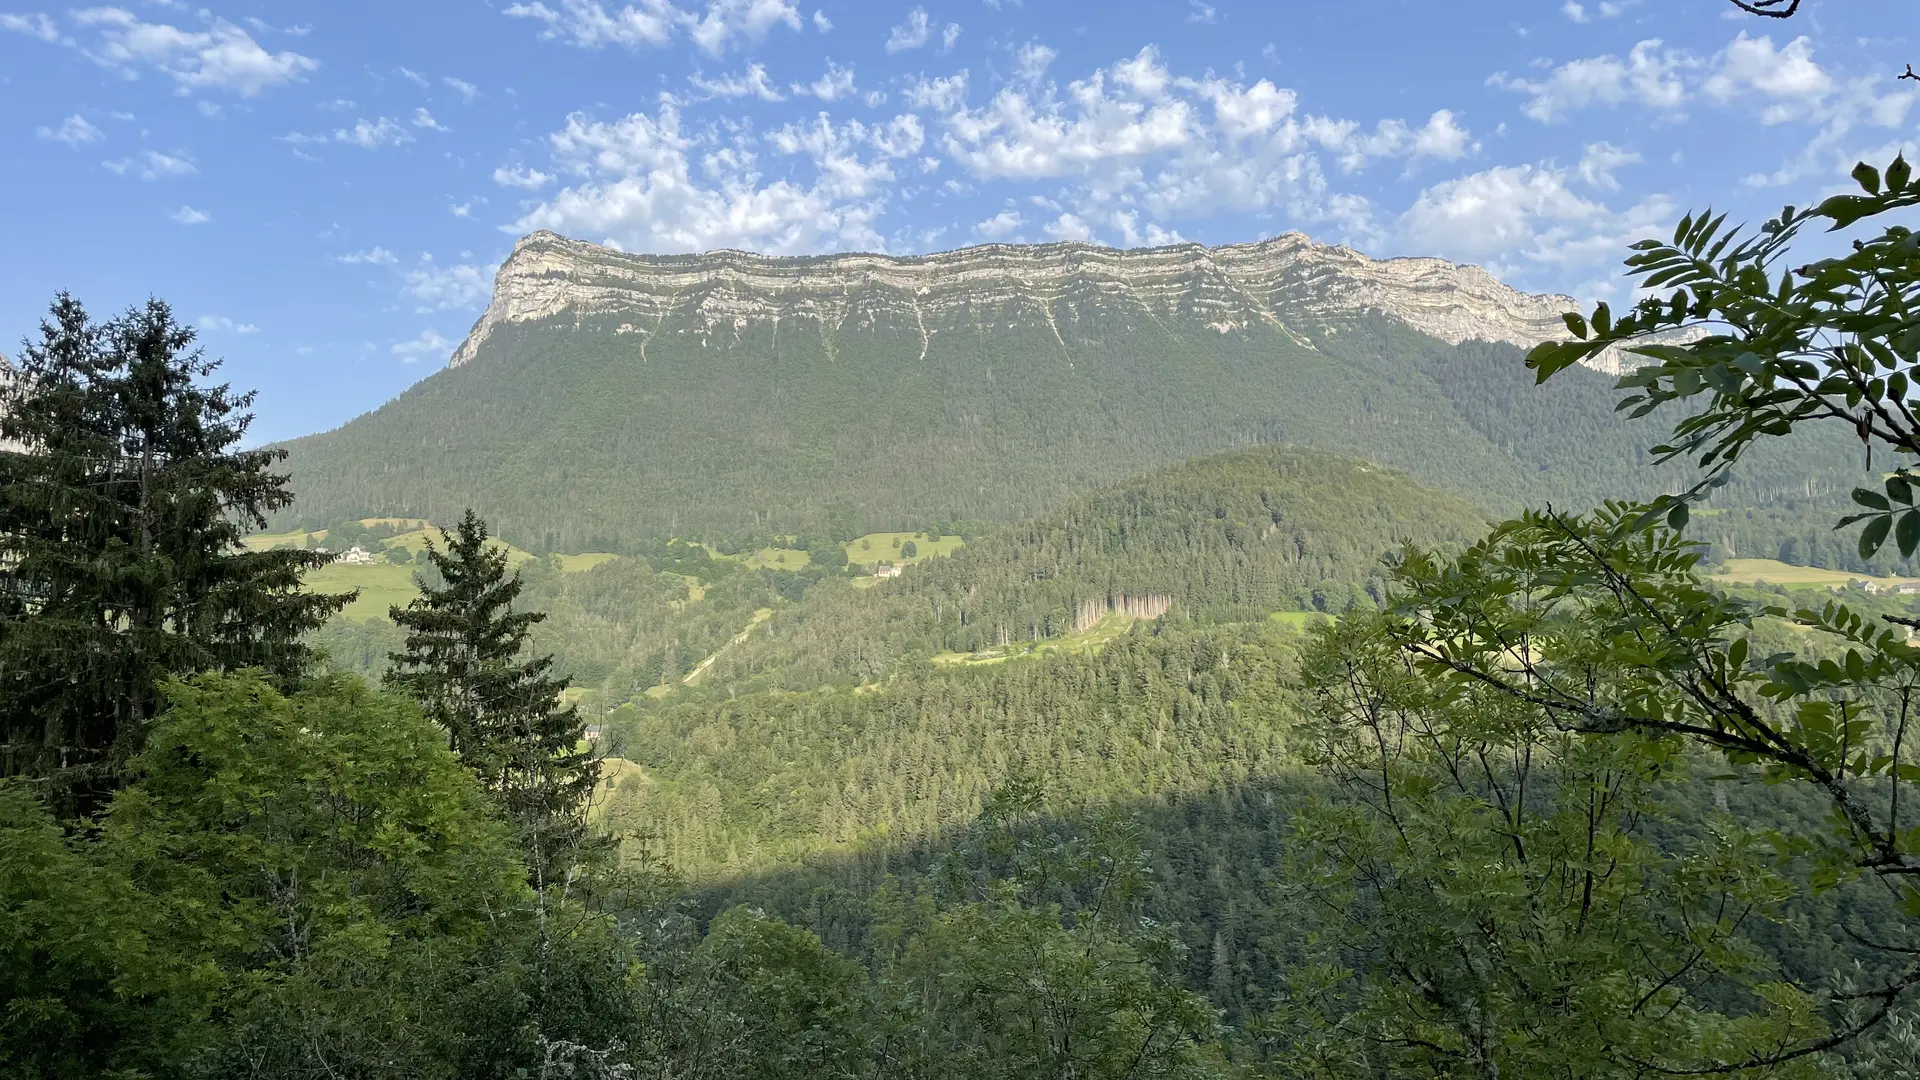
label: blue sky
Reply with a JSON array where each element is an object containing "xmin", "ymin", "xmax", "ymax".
[{"xmin": 2, "ymin": 0, "xmax": 1915, "ymax": 442}]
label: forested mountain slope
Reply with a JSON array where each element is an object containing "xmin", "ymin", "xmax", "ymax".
[
  {"xmin": 706, "ymin": 447, "xmax": 1487, "ymax": 689},
  {"xmin": 273, "ymin": 231, "xmax": 1869, "ymax": 551}
]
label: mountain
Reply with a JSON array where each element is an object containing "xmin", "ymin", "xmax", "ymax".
[{"xmin": 275, "ymin": 230, "xmax": 1855, "ymax": 551}]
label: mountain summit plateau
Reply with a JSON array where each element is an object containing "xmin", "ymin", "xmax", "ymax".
[{"xmin": 450, "ymin": 230, "xmax": 1605, "ymax": 371}]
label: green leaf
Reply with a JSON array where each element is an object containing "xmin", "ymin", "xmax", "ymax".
[
  {"xmin": 1815, "ymin": 194, "xmax": 1881, "ymax": 229},
  {"xmin": 1853, "ymin": 488, "xmax": 1891, "ymax": 511},
  {"xmin": 1887, "ymin": 153, "xmax": 1911, "ymax": 193},
  {"xmin": 1897, "ymin": 510, "xmax": 1920, "ymax": 558},
  {"xmin": 1562, "ymin": 312, "xmax": 1588, "ymax": 340},
  {"xmin": 1860, "ymin": 514, "xmax": 1892, "ymax": 560},
  {"xmin": 1667, "ymin": 501, "xmax": 1689, "ymax": 532},
  {"xmin": 1853, "ymin": 161, "xmax": 1882, "ymax": 194}
]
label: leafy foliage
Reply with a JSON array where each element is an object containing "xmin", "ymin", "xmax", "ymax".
[
  {"xmin": 1273, "ymin": 613, "xmax": 1826, "ymax": 1076},
  {"xmin": 0, "ymin": 672, "xmax": 640, "ymax": 1079}
]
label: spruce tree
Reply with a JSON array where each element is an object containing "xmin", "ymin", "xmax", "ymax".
[
  {"xmin": 386, "ymin": 509, "xmax": 598, "ymax": 880},
  {"xmin": 0, "ymin": 295, "xmax": 349, "ymax": 807}
]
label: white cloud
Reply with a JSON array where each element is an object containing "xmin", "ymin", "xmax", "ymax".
[
  {"xmin": 904, "ymin": 72, "xmax": 968, "ymax": 112},
  {"xmin": 686, "ymin": 0, "xmax": 801, "ymax": 54},
  {"xmin": 792, "ymin": 59, "xmax": 855, "ymax": 100},
  {"xmin": 1196, "ymin": 78, "xmax": 1297, "ymax": 139},
  {"xmin": 974, "ymin": 209, "xmax": 1022, "ymax": 239},
  {"xmin": 197, "ymin": 315, "xmax": 258, "ymax": 333},
  {"xmin": 1014, "ymin": 42, "xmax": 1054, "ymax": 82},
  {"xmin": 413, "ymin": 107, "xmax": 449, "ymax": 130},
  {"xmin": 1561, "ymin": 1, "xmax": 1587, "ymax": 22},
  {"xmin": 398, "ymin": 66, "xmax": 428, "ymax": 88},
  {"xmin": 338, "ymin": 117, "xmax": 414, "ymax": 149},
  {"xmin": 1108, "ymin": 209, "xmax": 1183, "ymax": 247},
  {"xmin": 336, "ymin": 247, "xmax": 398, "ymax": 265},
  {"xmin": 1489, "ymin": 39, "xmax": 1690, "ymax": 122},
  {"xmin": 906, "ymin": 47, "xmax": 1485, "ymax": 251},
  {"xmin": 444, "ymin": 76, "xmax": 480, "ymax": 102},
  {"xmin": 37, "ymin": 114, "xmax": 102, "ymax": 146},
  {"xmin": 450, "ymin": 197, "xmax": 487, "ymax": 218},
  {"xmin": 391, "ymin": 328, "xmax": 455, "ymax": 362},
  {"xmin": 940, "ymin": 48, "xmax": 1195, "ymax": 179},
  {"xmin": 1576, "ymin": 141, "xmax": 1639, "ymax": 190},
  {"xmin": 170, "ymin": 205, "xmax": 210, "ymax": 225},
  {"xmin": 108, "ymin": 150, "xmax": 197, "ymax": 178},
  {"xmin": 885, "ymin": 7, "xmax": 929, "ymax": 52},
  {"xmin": 493, "ymin": 163, "xmax": 555, "ymax": 189},
  {"xmin": 1186, "ymin": 0, "xmax": 1218, "ymax": 24},
  {"xmin": 1043, "ymin": 212, "xmax": 1092, "ymax": 241},
  {"xmin": 1703, "ymin": 33, "xmax": 1833, "ymax": 123},
  {"xmin": 1397, "ymin": 162, "xmax": 1673, "ymax": 275},
  {"xmin": 940, "ymin": 22, "xmax": 960, "ymax": 52},
  {"xmin": 138, "ymin": 150, "xmax": 196, "ymax": 178},
  {"xmin": 811, "ymin": 8, "xmax": 830, "ymax": 30},
  {"xmin": 403, "ymin": 256, "xmax": 494, "ymax": 312},
  {"xmin": 509, "ymin": 103, "xmax": 894, "ymax": 255},
  {"xmin": 1, "ymin": 12, "xmax": 60, "ymax": 41},
  {"xmin": 67, "ymin": 7, "xmax": 318, "ymax": 96},
  {"xmin": 506, "ymin": 0, "xmax": 801, "ymax": 55},
  {"xmin": 690, "ymin": 61, "xmax": 785, "ymax": 100},
  {"xmin": 506, "ymin": 0, "xmax": 677, "ymax": 47}
]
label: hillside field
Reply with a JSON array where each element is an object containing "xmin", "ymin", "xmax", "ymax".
[{"xmin": 1714, "ymin": 557, "xmax": 1920, "ymax": 591}]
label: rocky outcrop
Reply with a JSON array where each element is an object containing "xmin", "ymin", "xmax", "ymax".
[{"xmin": 448, "ymin": 230, "xmax": 1610, "ymax": 369}]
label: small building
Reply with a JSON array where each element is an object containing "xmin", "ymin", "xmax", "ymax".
[
  {"xmin": 338, "ymin": 544, "xmax": 377, "ymax": 566},
  {"xmin": 873, "ymin": 563, "xmax": 903, "ymax": 579},
  {"xmin": 1897, "ymin": 583, "xmax": 1920, "ymax": 595}
]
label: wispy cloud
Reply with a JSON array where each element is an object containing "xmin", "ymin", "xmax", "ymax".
[{"xmin": 36, "ymin": 114, "xmax": 101, "ymax": 146}]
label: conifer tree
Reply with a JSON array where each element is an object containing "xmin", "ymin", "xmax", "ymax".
[
  {"xmin": 0, "ymin": 294, "xmax": 348, "ymax": 807},
  {"xmin": 387, "ymin": 509, "xmax": 598, "ymax": 880}
]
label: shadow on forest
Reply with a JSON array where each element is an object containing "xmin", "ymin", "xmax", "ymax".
[{"xmin": 655, "ymin": 770, "xmax": 1909, "ymax": 1024}]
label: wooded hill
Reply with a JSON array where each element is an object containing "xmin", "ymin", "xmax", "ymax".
[{"xmin": 702, "ymin": 446, "xmax": 1489, "ymax": 690}]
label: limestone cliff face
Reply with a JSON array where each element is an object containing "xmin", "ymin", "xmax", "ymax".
[{"xmin": 449, "ymin": 230, "xmax": 1612, "ymax": 370}]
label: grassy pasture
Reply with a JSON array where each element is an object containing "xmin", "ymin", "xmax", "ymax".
[
  {"xmin": 931, "ymin": 612, "xmax": 1136, "ymax": 667},
  {"xmin": 1714, "ymin": 558, "xmax": 1920, "ymax": 591},
  {"xmin": 554, "ymin": 552, "xmax": 620, "ymax": 572},
  {"xmin": 845, "ymin": 531, "xmax": 964, "ymax": 567},
  {"xmin": 1268, "ymin": 610, "xmax": 1334, "ymax": 629},
  {"xmin": 241, "ymin": 528, "xmax": 321, "ymax": 552},
  {"xmin": 745, "ymin": 546, "xmax": 811, "ymax": 570},
  {"xmin": 304, "ymin": 562, "xmax": 421, "ymax": 622}
]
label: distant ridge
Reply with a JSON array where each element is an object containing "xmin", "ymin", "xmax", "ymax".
[{"xmin": 450, "ymin": 229, "xmax": 1600, "ymax": 369}]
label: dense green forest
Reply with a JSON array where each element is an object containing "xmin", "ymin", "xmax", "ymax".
[{"xmin": 705, "ymin": 447, "xmax": 1488, "ymax": 689}]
